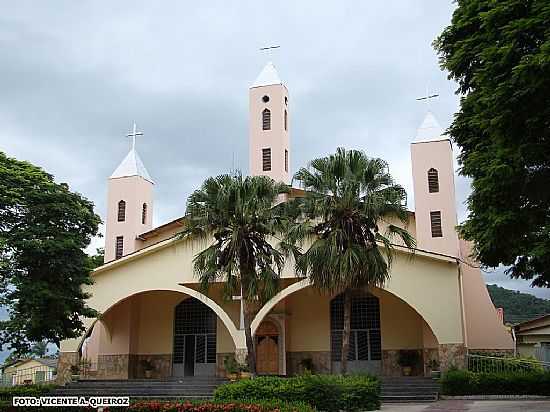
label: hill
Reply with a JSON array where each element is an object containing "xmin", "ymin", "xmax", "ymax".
[{"xmin": 487, "ymin": 284, "xmax": 550, "ymax": 325}]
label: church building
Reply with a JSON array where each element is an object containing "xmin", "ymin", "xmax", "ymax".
[{"xmin": 58, "ymin": 62, "xmax": 513, "ymax": 381}]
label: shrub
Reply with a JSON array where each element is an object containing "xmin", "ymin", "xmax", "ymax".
[
  {"xmin": 0, "ymin": 384, "xmax": 55, "ymax": 408},
  {"xmin": 214, "ymin": 374, "xmax": 381, "ymax": 412},
  {"xmin": 108, "ymin": 400, "xmax": 314, "ymax": 412},
  {"xmin": 441, "ymin": 369, "xmax": 550, "ymax": 396}
]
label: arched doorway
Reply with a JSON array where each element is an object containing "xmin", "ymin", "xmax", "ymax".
[
  {"xmin": 330, "ymin": 291, "xmax": 382, "ymax": 374},
  {"xmin": 256, "ymin": 320, "xmax": 279, "ymax": 375},
  {"xmin": 173, "ymin": 297, "xmax": 217, "ymax": 377}
]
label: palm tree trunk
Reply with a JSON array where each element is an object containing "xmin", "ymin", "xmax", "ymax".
[
  {"xmin": 341, "ymin": 288, "xmax": 352, "ymax": 375},
  {"xmin": 243, "ymin": 302, "xmax": 257, "ymax": 376}
]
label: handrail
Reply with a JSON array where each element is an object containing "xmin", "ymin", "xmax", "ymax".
[{"xmin": 467, "ymin": 353, "xmax": 550, "ymax": 374}]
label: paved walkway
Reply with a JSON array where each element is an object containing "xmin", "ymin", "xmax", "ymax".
[{"xmin": 381, "ymin": 400, "xmax": 550, "ymax": 412}]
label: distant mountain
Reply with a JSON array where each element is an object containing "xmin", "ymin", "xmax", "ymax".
[{"xmin": 487, "ymin": 284, "xmax": 550, "ymax": 325}]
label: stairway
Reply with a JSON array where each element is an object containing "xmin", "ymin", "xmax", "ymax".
[
  {"xmin": 381, "ymin": 377, "xmax": 440, "ymax": 403},
  {"xmin": 53, "ymin": 377, "xmax": 228, "ymax": 399},
  {"xmin": 54, "ymin": 376, "xmax": 439, "ymax": 403}
]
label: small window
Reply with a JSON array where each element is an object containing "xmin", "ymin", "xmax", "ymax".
[
  {"xmin": 262, "ymin": 148, "xmax": 271, "ymax": 171},
  {"xmin": 262, "ymin": 95, "xmax": 270, "ymax": 103},
  {"xmin": 428, "ymin": 168, "xmax": 439, "ymax": 193},
  {"xmin": 117, "ymin": 200, "xmax": 126, "ymax": 222},
  {"xmin": 115, "ymin": 236, "xmax": 124, "ymax": 259},
  {"xmin": 142, "ymin": 203, "xmax": 147, "ymax": 225},
  {"xmin": 285, "ymin": 149, "xmax": 288, "ymax": 172},
  {"xmin": 285, "ymin": 96, "xmax": 288, "ymax": 106},
  {"xmin": 262, "ymin": 109, "xmax": 271, "ymax": 131},
  {"xmin": 430, "ymin": 211, "xmax": 443, "ymax": 238},
  {"xmin": 284, "ymin": 110, "xmax": 288, "ymax": 131}
]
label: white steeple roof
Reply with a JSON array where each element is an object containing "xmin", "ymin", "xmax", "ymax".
[
  {"xmin": 415, "ymin": 111, "xmax": 446, "ymax": 142},
  {"xmin": 251, "ymin": 62, "xmax": 283, "ymax": 88},
  {"xmin": 110, "ymin": 148, "xmax": 154, "ymax": 183}
]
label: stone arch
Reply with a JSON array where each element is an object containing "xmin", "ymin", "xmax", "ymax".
[
  {"xmin": 78, "ymin": 286, "xmax": 244, "ymax": 351},
  {"xmin": 252, "ymin": 278, "xmax": 448, "ymax": 345}
]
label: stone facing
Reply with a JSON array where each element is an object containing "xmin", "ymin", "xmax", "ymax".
[
  {"xmin": 130, "ymin": 354, "xmax": 172, "ymax": 378},
  {"xmin": 286, "ymin": 351, "xmax": 330, "ymax": 375},
  {"xmin": 97, "ymin": 354, "xmax": 130, "ymax": 379},
  {"xmin": 56, "ymin": 352, "xmax": 80, "ymax": 385},
  {"xmin": 439, "ymin": 343, "xmax": 466, "ymax": 372}
]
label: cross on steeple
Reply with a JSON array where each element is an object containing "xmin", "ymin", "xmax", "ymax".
[
  {"xmin": 126, "ymin": 122, "xmax": 143, "ymax": 151},
  {"xmin": 416, "ymin": 86, "xmax": 439, "ymax": 110},
  {"xmin": 259, "ymin": 45, "xmax": 280, "ymax": 60}
]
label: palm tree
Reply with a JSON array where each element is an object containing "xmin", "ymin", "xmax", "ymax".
[
  {"xmin": 286, "ymin": 148, "xmax": 415, "ymax": 374},
  {"xmin": 183, "ymin": 173, "xmax": 290, "ymax": 375}
]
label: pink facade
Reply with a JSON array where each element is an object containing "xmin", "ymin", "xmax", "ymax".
[
  {"xmin": 411, "ymin": 138, "xmax": 459, "ymax": 256},
  {"xmin": 249, "ymin": 63, "xmax": 290, "ymax": 184},
  {"xmin": 104, "ymin": 150, "xmax": 154, "ymax": 263}
]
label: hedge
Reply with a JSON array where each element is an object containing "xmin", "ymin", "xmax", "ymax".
[
  {"xmin": 107, "ymin": 400, "xmax": 315, "ymax": 412},
  {"xmin": 0, "ymin": 384, "xmax": 55, "ymax": 409},
  {"xmin": 1, "ymin": 396, "xmax": 312, "ymax": 412},
  {"xmin": 214, "ymin": 374, "xmax": 381, "ymax": 412},
  {"xmin": 441, "ymin": 369, "xmax": 550, "ymax": 396}
]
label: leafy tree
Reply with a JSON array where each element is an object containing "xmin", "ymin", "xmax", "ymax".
[
  {"xmin": 434, "ymin": 1, "xmax": 550, "ymax": 286},
  {"xmin": 183, "ymin": 173, "xmax": 290, "ymax": 375},
  {"xmin": 286, "ymin": 148, "xmax": 415, "ymax": 374},
  {"xmin": 487, "ymin": 284, "xmax": 550, "ymax": 324},
  {"xmin": 30, "ymin": 341, "xmax": 48, "ymax": 358},
  {"xmin": 0, "ymin": 152, "xmax": 101, "ymax": 356},
  {"xmin": 87, "ymin": 248, "xmax": 105, "ymax": 270}
]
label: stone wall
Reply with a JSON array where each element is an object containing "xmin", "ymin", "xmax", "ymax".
[
  {"xmin": 130, "ymin": 354, "xmax": 172, "ymax": 378},
  {"xmin": 286, "ymin": 351, "xmax": 330, "ymax": 375},
  {"xmin": 56, "ymin": 352, "xmax": 80, "ymax": 385},
  {"xmin": 382, "ymin": 349, "xmax": 424, "ymax": 377},
  {"xmin": 438, "ymin": 343, "xmax": 466, "ymax": 372},
  {"xmin": 97, "ymin": 354, "xmax": 130, "ymax": 379},
  {"xmin": 422, "ymin": 348, "xmax": 439, "ymax": 377}
]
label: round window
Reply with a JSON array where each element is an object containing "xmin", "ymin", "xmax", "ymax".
[{"xmin": 262, "ymin": 95, "xmax": 270, "ymax": 103}]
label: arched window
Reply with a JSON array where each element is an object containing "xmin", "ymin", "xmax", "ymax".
[
  {"xmin": 262, "ymin": 109, "xmax": 271, "ymax": 131},
  {"xmin": 330, "ymin": 292, "xmax": 381, "ymax": 366},
  {"xmin": 117, "ymin": 200, "xmax": 126, "ymax": 222},
  {"xmin": 284, "ymin": 110, "xmax": 287, "ymax": 131},
  {"xmin": 142, "ymin": 203, "xmax": 147, "ymax": 225},
  {"xmin": 427, "ymin": 168, "xmax": 439, "ymax": 193}
]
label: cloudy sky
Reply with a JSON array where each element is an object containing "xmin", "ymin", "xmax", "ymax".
[{"xmin": 0, "ymin": 0, "xmax": 548, "ymax": 302}]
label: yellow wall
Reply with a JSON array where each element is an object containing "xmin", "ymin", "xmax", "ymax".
[
  {"xmin": 4, "ymin": 360, "xmax": 55, "ymax": 385},
  {"xmin": 61, "ymin": 235, "xmax": 464, "ymax": 353}
]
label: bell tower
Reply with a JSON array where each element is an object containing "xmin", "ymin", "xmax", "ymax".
[
  {"xmin": 249, "ymin": 62, "xmax": 290, "ymax": 184},
  {"xmin": 104, "ymin": 123, "xmax": 154, "ymax": 263},
  {"xmin": 410, "ymin": 112, "xmax": 459, "ymax": 256}
]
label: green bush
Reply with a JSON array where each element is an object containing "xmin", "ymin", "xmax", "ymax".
[
  {"xmin": 441, "ymin": 369, "xmax": 550, "ymax": 396},
  {"xmin": 0, "ymin": 384, "xmax": 56, "ymax": 408},
  {"xmin": 214, "ymin": 374, "xmax": 381, "ymax": 412},
  {"xmin": 108, "ymin": 400, "xmax": 314, "ymax": 412}
]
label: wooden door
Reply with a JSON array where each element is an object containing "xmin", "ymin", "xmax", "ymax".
[{"xmin": 257, "ymin": 336, "xmax": 278, "ymax": 374}]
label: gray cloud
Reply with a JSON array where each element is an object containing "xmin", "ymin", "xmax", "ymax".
[{"xmin": 1, "ymin": 0, "xmax": 547, "ymax": 304}]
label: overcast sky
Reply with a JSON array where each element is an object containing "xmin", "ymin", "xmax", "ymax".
[{"xmin": 0, "ymin": 1, "xmax": 548, "ymax": 299}]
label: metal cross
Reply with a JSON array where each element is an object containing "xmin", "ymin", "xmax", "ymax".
[
  {"xmin": 416, "ymin": 86, "xmax": 439, "ymax": 110},
  {"xmin": 126, "ymin": 122, "xmax": 143, "ymax": 150},
  {"xmin": 259, "ymin": 45, "xmax": 280, "ymax": 60}
]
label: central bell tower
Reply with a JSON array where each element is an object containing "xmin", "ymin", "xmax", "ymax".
[{"xmin": 249, "ymin": 62, "xmax": 290, "ymax": 184}]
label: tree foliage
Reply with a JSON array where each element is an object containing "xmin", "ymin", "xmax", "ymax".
[
  {"xmin": 182, "ymin": 173, "xmax": 290, "ymax": 374},
  {"xmin": 487, "ymin": 284, "xmax": 550, "ymax": 324},
  {"xmin": 0, "ymin": 152, "xmax": 101, "ymax": 355},
  {"xmin": 434, "ymin": 0, "xmax": 550, "ymax": 286},
  {"xmin": 285, "ymin": 148, "xmax": 415, "ymax": 373}
]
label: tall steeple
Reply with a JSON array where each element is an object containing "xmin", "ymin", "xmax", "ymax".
[
  {"xmin": 249, "ymin": 62, "xmax": 290, "ymax": 184},
  {"xmin": 104, "ymin": 123, "xmax": 154, "ymax": 263},
  {"xmin": 410, "ymin": 112, "xmax": 459, "ymax": 256}
]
